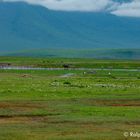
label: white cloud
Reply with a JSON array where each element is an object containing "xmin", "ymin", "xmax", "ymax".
[
  {"xmin": 2, "ymin": 0, "xmax": 140, "ymax": 17},
  {"xmin": 3, "ymin": 0, "xmax": 117, "ymax": 12},
  {"xmin": 112, "ymin": 0, "xmax": 140, "ymax": 17}
]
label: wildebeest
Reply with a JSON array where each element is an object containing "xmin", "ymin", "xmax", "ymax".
[{"xmin": 63, "ymin": 64, "xmax": 71, "ymax": 69}]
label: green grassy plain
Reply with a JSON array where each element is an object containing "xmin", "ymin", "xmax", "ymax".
[
  {"xmin": 0, "ymin": 57, "xmax": 140, "ymax": 69},
  {"xmin": 0, "ymin": 57, "xmax": 139, "ymax": 140}
]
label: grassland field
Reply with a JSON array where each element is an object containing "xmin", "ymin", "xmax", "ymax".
[
  {"xmin": 0, "ymin": 57, "xmax": 140, "ymax": 69},
  {"xmin": 0, "ymin": 57, "xmax": 139, "ymax": 140}
]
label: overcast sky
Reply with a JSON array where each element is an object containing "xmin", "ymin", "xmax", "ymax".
[{"xmin": 2, "ymin": 0, "xmax": 140, "ymax": 17}]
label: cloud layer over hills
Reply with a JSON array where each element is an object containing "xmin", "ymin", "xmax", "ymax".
[{"xmin": 2, "ymin": 0, "xmax": 140, "ymax": 17}]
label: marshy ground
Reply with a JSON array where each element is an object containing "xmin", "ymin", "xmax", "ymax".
[{"xmin": 0, "ymin": 57, "xmax": 139, "ymax": 140}]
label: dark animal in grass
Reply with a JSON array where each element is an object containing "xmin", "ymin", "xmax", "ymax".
[
  {"xmin": 21, "ymin": 74, "xmax": 32, "ymax": 78},
  {"xmin": 63, "ymin": 64, "xmax": 71, "ymax": 69}
]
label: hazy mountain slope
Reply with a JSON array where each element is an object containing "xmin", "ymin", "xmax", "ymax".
[
  {"xmin": 6, "ymin": 48, "xmax": 139, "ymax": 60},
  {"xmin": 0, "ymin": 2, "xmax": 140, "ymax": 58}
]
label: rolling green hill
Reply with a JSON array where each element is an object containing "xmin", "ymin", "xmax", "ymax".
[{"xmin": 4, "ymin": 48, "xmax": 140, "ymax": 60}]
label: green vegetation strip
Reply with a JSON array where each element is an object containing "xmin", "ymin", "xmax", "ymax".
[{"xmin": 0, "ymin": 59, "xmax": 139, "ymax": 140}]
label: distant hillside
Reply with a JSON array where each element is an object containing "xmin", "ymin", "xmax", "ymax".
[
  {"xmin": 0, "ymin": 2, "xmax": 140, "ymax": 59},
  {"xmin": 3, "ymin": 48, "xmax": 140, "ymax": 60}
]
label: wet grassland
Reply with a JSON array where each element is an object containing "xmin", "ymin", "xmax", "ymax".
[{"xmin": 0, "ymin": 58, "xmax": 139, "ymax": 140}]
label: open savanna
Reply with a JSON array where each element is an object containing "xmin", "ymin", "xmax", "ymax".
[
  {"xmin": 0, "ymin": 57, "xmax": 139, "ymax": 140},
  {"xmin": 0, "ymin": 57, "xmax": 140, "ymax": 69}
]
